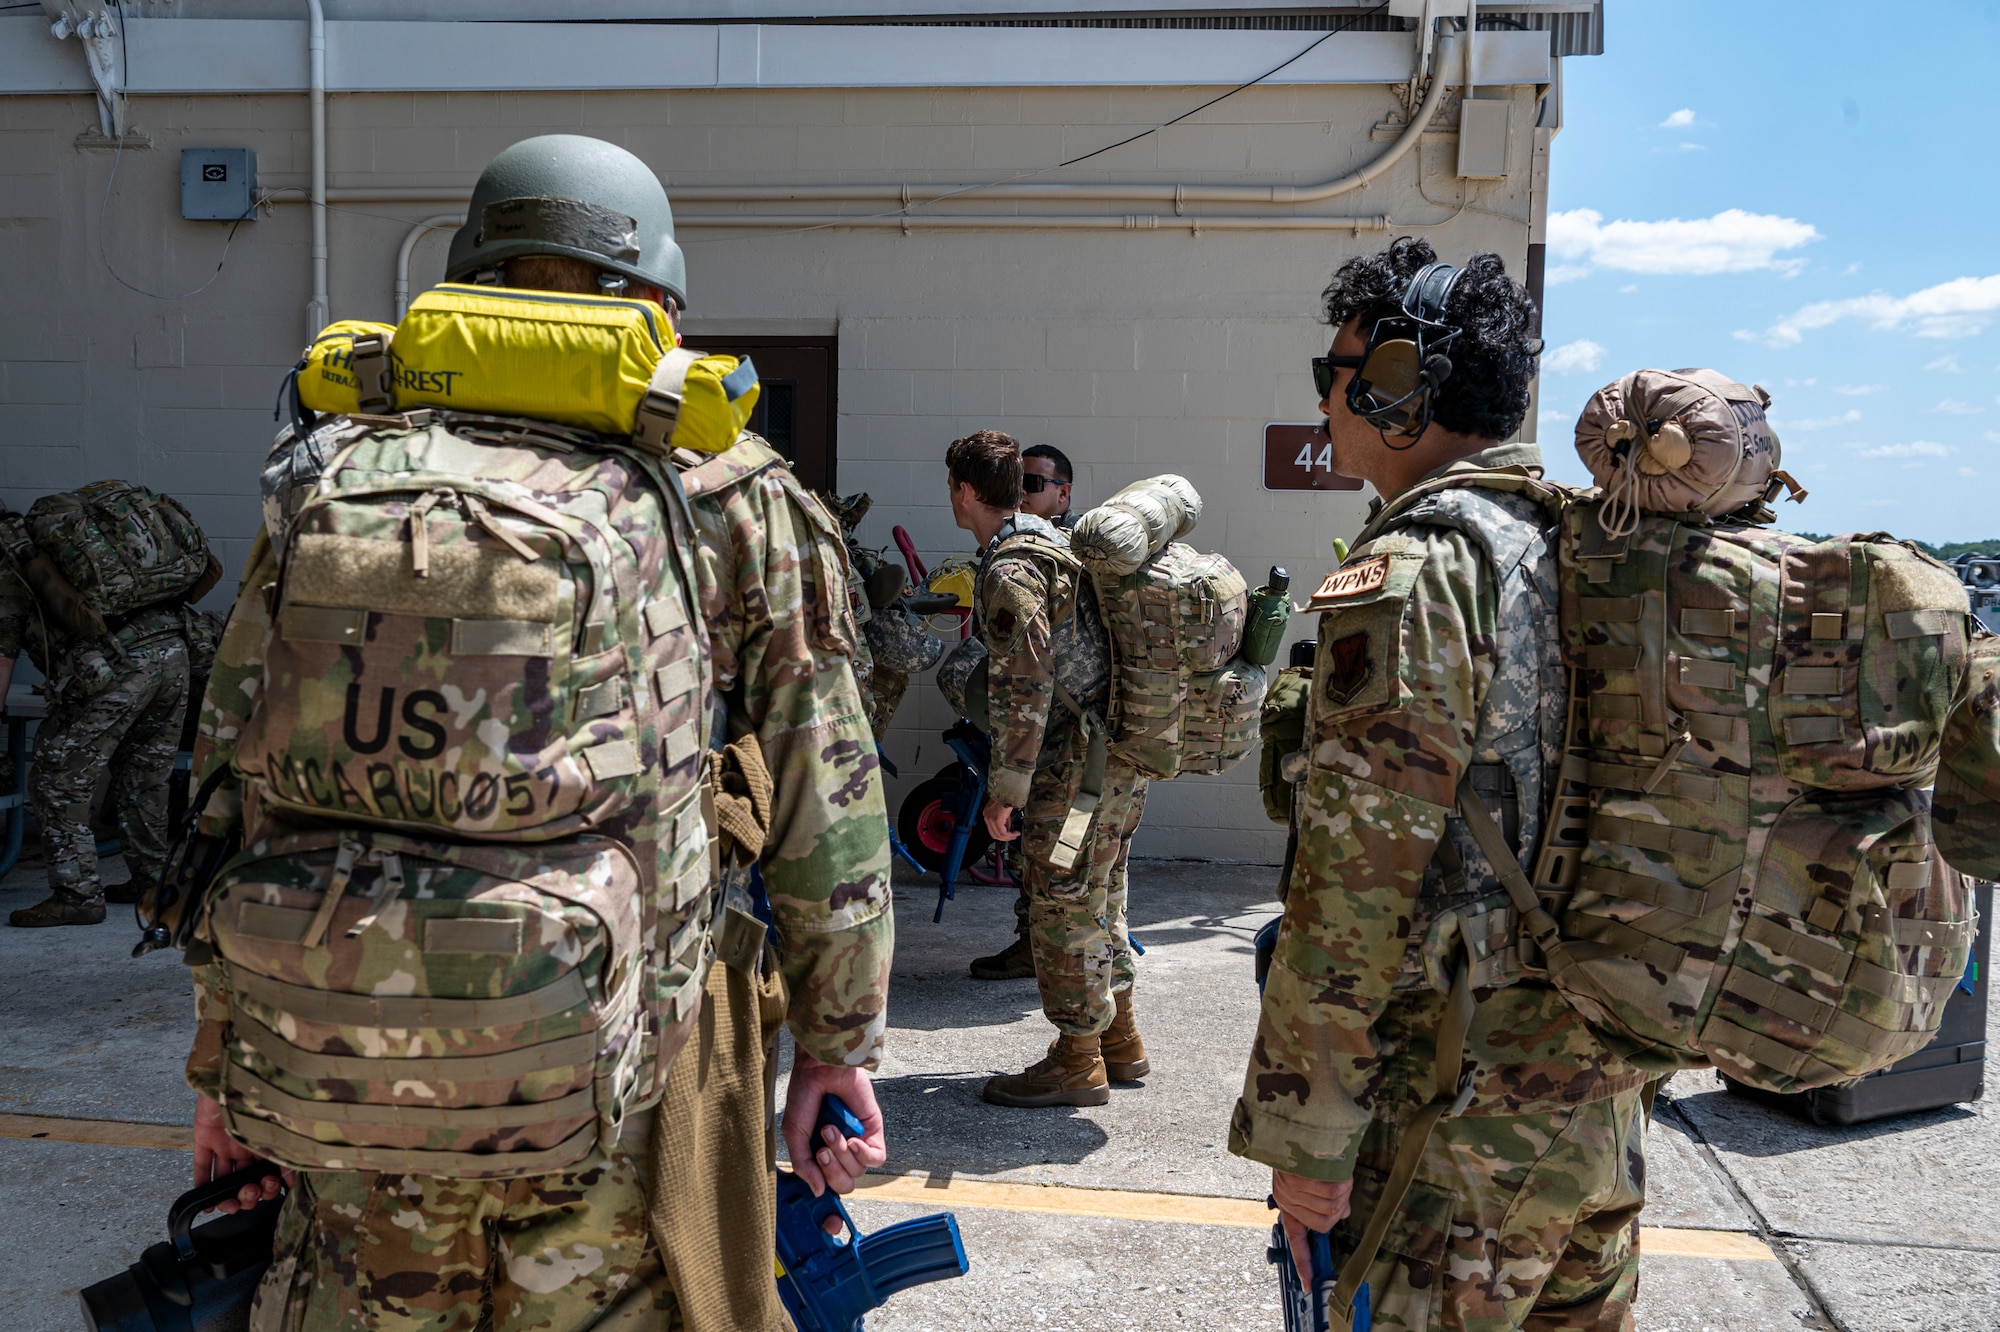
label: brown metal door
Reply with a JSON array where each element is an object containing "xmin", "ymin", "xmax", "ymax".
[{"xmin": 691, "ymin": 337, "xmax": 838, "ymax": 493}]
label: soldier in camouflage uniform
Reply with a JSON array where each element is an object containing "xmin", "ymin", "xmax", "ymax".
[
  {"xmin": 0, "ymin": 498, "xmax": 209, "ymax": 928},
  {"xmin": 969, "ymin": 441, "xmax": 1076, "ymax": 982},
  {"xmin": 1233, "ymin": 239, "xmax": 1650, "ymax": 1331},
  {"xmin": 186, "ymin": 137, "xmax": 892, "ymax": 1332},
  {"xmin": 944, "ymin": 432, "xmax": 1151, "ymax": 1109}
]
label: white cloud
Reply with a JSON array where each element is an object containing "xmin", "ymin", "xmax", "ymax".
[
  {"xmin": 1549, "ymin": 208, "xmax": 1820, "ymax": 279},
  {"xmin": 1960, "ymin": 467, "xmax": 1980, "ymax": 478},
  {"xmin": 1854, "ymin": 440, "xmax": 1951, "ymax": 459},
  {"xmin": 1538, "ymin": 407, "xmax": 1573, "ymax": 424},
  {"xmin": 1619, "ymin": 284, "xmax": 1639, "ymax": 293},
  {"xmin": 1834, "ymin": 383, "xmax": 1888, "ymax": 396},
  {"xmin": 1660, "ymin": 108, "xmax": 1697, "ymax": 129},
  {"xmin": 1986, "ymin": 431, "xmax": 2000, "ymax": 444},
  {"xmin": 1779, "ymin": 409, "xmax": 1862, "ymax": 431},
  {"xmin": 1926, "ymin": 354, "xmax": 1963, "ymax": 373},
  {"xmin": 1758, "ymin": 273, "xmax": 2000, "ymax": 346},
  {"xmin": 1542, "ymin": 338, "xmax": 1607, "ymax": 376},
  {"xmin": 1925, "ymin": 398, "xmax": 1983, "ymax": 415},
  {"xmin": 1545, "ymin": 264, "xmax": 1593, "ymax": 286}
]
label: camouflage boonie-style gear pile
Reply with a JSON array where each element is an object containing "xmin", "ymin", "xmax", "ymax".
[{"xmin": 211, "ymin": 410, "xmax": 716, "ymax": 1176}]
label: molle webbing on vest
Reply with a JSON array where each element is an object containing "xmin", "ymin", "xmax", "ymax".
[
  {"xmin": 232, "ymin": 965, "xmax": 588, "ymax": 1030},
  {"xmin": 233, "ymin": 1011, "xmax": 598, "ymax": 1085},
  {"xmin": 226, "ymin": 1110, "xmax": 603, "ymax": 1179}
]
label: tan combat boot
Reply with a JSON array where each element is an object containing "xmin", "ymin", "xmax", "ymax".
[
  {"xmin": 9, "ymin": 894, "xmax": 107, "ymax": 928},
  {"xmin": 1100, "ymin": 987, "xmax": 1151, "ymax": 1081},
  {"xmin": 981, "ymin": 1032, "xmax": 1110, "ymax": 1108}
]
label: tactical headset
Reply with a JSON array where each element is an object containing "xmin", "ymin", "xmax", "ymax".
[{"xmin": 1313, "ymin": 260, "xmax": 1466, "ymax": 448}]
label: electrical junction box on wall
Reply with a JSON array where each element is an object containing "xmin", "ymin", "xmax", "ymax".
[
  {"xmin": 180, "ymin": 148, "xmax": 257, "ymax": 221},
  {"xmin": 1456, "ymin": 99, "xmax": 1511, "ymax": 179}
]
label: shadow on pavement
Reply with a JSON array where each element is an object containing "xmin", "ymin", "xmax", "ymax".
[
  {"xmin": 869, "ymin": 1069, "xmax": 1115, "ymax": 1177},
  {"xmin": 1669, "ymin": 1082, "xmax": 1980, "ymax": 1157}
]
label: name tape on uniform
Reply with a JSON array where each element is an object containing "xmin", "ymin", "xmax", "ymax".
[{"xmin": 1311, "ymin": 555, "xmax": 1389, "ymax": 605}]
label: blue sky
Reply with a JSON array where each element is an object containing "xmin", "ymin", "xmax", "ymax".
[{"xmin": 1535, "ymin": 1, "xmax": 2000, "ymax": 542}]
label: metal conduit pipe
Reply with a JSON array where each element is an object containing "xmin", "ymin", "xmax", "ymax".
[
  {"xmin": 303, "ymin": 33, "xmax": 1455, "ymax": 218},
  {"xmin": 673, "ymin": 213, "xmax": 1395, "ymax": 232},
  {"xmin": 305, "ymin": 0, "xmax": 328, "ymax": 338},
  {"xmin": 660, "ymin": 32, "xmax": 1455, "ymax": 209},
  {"xmin": 395, "ymin": 214, "xmax": 465, "ymax": 317}
]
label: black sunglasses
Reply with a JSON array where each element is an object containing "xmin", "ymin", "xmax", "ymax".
[
  {"xmin": 1311, "ymin": 354, "xmax": 1367, "ymax": 399},
  {"xmin": 1021, "ymin": 474, "xmax": 1067, "ymax": 494}
]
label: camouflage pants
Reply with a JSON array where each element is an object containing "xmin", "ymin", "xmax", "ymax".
[
  {"xmin": 29, "ymin": 636, "xmax": 188, "ymax": 903},
  {"xmin": 1331, "ymin": 1082, "xmax": 1648, "ymax": 1332},
  {"xmin": 254, "ymin": 1144, "xmax": 677, "ymax": 1332},
  {"xmin": 1018, "ymin": 748, "xmax": 1149, "ymax": 1036}
]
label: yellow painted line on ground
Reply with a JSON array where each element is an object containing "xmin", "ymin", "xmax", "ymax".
[
  {"xmin": 0, "ymin": 1114, "xmax": 1777, "ymax": 1262},
  {"xmin": 1640, "ymin": 1227, "xmax": 1777, "ymax": 1261},
  {"xmin": 0, "ymin": 1112, "xmax": 193, "ymax": 1151},
  {"xmin": 853, "ymin": 1172, "xmax": 1777, "ymax": 1261},
  {"xmin": 854, "ymin": 1171, "xmax": 1274, "ymax": 1228}
]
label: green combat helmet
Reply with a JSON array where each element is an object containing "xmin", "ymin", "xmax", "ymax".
[{"xmin": 446, "ymin": 133, "xmax": 688, "ymax": 308}]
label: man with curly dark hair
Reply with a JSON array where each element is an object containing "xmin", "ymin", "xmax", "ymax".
[{"xmin": 1231, "ymin": 237, "xmax": 1652, "ymax": 1331}]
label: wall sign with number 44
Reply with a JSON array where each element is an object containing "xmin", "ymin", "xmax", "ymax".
[{"xmin": 1262, "ymin": 422, "xmax": 1363, "ymax": 493}]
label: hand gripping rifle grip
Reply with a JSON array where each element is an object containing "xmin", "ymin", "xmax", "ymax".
[
  {"xmin": 774, "ymin": 1094, "xmax": 967, "ymax": 1332},
  {"xmin": 1269, "ymin": 1215, "xmax": 1351, "ymax": 1332}
]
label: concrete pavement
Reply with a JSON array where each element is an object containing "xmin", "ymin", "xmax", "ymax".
[{"xmin": 1, "ymin": 845, "xmax": 1993, "ymax": 1331}]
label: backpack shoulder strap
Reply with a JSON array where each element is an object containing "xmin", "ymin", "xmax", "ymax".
[
  {"xmin": 675, "ymin": 432, "xmax": 784, "ymax": 500},
  {"xmin": 1361, "ymin": 467, "xmax": 1572, "ymax": 548}
]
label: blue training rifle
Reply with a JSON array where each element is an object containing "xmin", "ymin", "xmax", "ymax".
[{"xmin": 775, "ymin": 1094, "xmax": 970, "ymax": 1331}]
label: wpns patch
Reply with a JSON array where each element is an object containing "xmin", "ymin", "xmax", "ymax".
[
  {"xmin": 1323, "ymin": 632, "xmax": 1372, "ymax": 706},
  {"xmin": 1311, "ymin": 555, "xmax": 1389, "ymax": 606}
]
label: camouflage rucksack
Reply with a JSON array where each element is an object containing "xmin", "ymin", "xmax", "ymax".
[
  {"xmin": 21, "ymin": 480, "xmax": 217, "ymax": 619},
  {"xmin": 1435, "ymin": 373, "xmax": 1983, "ymax": 1094},
  {"xmin": 1505, "ymin": 510, "xmax": 1980, "ymax": 1093},
  {"xmin": 1068, "ymin": 477, "xmax": 1267, "ymax": 780},
  {"xmin": 211, "ymin": 403, "xmax": 717, "ymax": 1177}
]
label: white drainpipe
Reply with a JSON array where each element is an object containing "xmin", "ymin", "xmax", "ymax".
[
  {"xmin": 306, "ymin": 0, "xmax": 328, "ymax": 338},
  {"xmin": 396, "ymin": 215, "xmax": 465, "ymax": 318}
]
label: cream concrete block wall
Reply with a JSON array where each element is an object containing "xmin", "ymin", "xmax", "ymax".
[{"xmin": 0, "ymin": 79, "xmax": 1544, "ymax": 862}]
